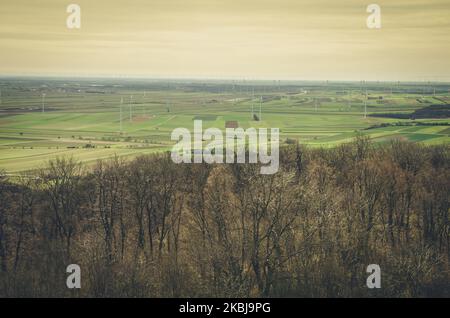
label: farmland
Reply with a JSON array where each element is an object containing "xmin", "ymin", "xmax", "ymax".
[{"xmin": 0, "ymin": 77, "xmax": 449, "ymax": 173}]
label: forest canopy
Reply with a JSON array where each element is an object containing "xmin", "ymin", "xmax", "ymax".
[{"xmin": 0, "ymin": 137, "xmax": 449, "ymax": 297}]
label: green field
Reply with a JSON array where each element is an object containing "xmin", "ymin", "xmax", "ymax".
[{"xmin": 0, "ymin": 78, "xmax": 449, "ymax": 172}]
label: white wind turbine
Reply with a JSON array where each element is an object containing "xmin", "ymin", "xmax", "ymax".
[
  {"xmin": 252, "ymin": 87, "xmax": 255, "ymax": 119},
  {"xmin": 120, "ymin": 97, "xmax": 123, "ymax": 132},
  {"xmin": 259, "ymin": 96, "xmax": 262, "ymax": 120},
  {"xmin": 42, "ymin": 93, "xmax": 46, "ymax": 113},
  {"xmin": 129, "ymin": 95, "xmax": 133, "ymax": 122},
  {"xmin": 364, "ymin": 89, "xmax": 368, "ymax": 119}
]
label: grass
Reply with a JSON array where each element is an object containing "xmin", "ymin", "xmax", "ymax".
[{"xmin": 0, "ymin": 78, "xmax": 449, "ymax": 172}]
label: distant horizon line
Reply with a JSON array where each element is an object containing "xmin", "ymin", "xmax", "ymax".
[{"xmin": 1, "ymin": 73, "xmax": 449, "ymax": 84}]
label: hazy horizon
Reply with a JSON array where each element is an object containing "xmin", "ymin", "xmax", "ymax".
[{"xmin": 2, "ymin": 74, "xmax": 450, "ymax": 84}]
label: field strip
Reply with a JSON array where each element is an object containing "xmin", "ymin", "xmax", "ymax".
[
  {"xmin": 0, "ymin": 127, "xmax": 119, "ymax": 134},
  {"xmin": 0, "ymin": 149, "xmax": 73, "ymax": 161},
  {"xmin": 148, "ymin": 115, "xmax": 176, "ymax": 129}
]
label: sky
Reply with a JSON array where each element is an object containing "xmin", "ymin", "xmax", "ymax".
[{"xmin": 0, "ymin": 0, "xmax": 449, "ymax": 81}]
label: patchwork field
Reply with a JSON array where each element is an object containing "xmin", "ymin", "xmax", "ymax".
[{"xmin": 0, "ymin": 78, "xmax": 449, "ymax": 172}]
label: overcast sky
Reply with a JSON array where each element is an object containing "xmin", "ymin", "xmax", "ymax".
[{"xmin": 1, "ymin": 0, "xmax": 449, "ymax": 81}]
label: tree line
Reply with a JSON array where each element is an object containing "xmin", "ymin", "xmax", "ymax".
[{"xmin": 0, "ymin": 137, "xmax": 448, "ymax": 297}]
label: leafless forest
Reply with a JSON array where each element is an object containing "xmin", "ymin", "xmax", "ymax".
[{"xmin": 0, "ymin": 137, "xmax": 449, "ymax": 297}]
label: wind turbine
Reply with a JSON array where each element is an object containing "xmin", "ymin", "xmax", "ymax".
[
  {"xmin": 259, "ymin": 96, "xmax": 262, "ymax": 121},
  {"xmin": 252, "ymin": 87, "xmax": 255, "ymax": 119},
  {"xmin": 42, "ymin": 93, "xmax": 46, "ymax": 113},
  {"xmin": 364, "ymin": 90, "xmax": 368, "ymax": 119},
  {"xmin": 0, "ymin": 90, "xmax": 2, "ymax": 105},
  {"xmin": 120, "ymin": 97, "xmax": 123, "ymax": 132},
  {"xmin": 129, "ymin": 95, "xmax": 133, "ymax": 122}
]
